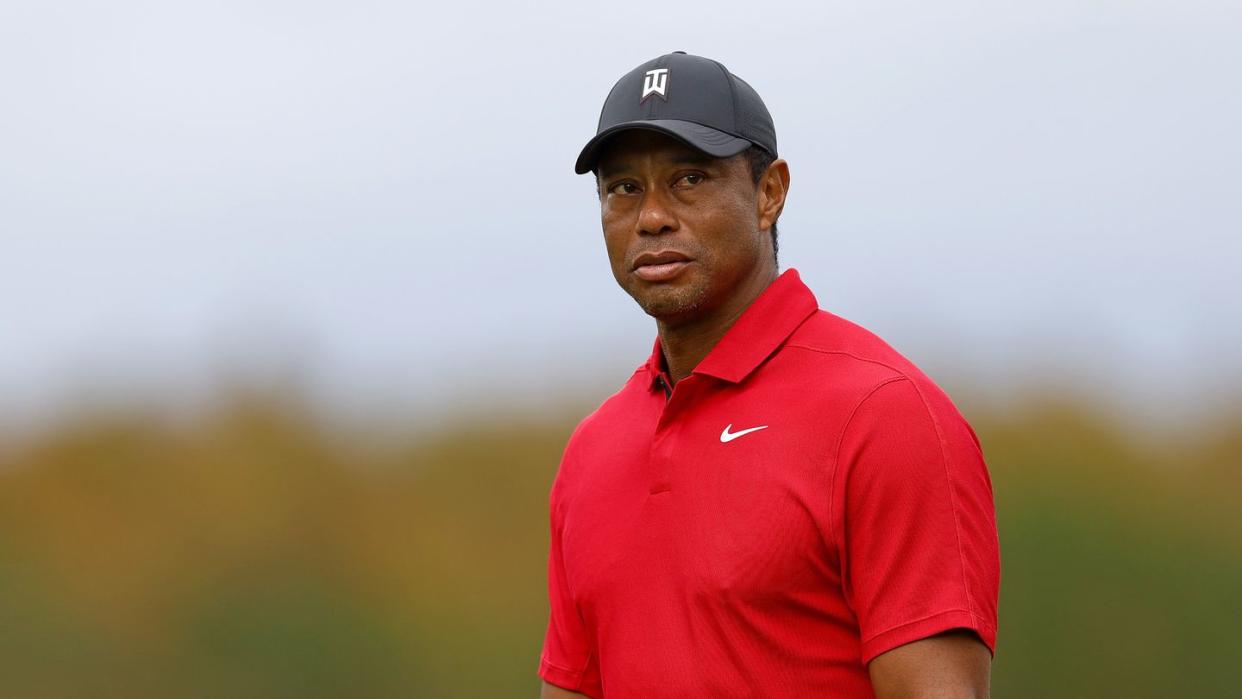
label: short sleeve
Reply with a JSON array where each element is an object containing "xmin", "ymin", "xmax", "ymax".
[
  {"xmin": 834, "ymin": 377, "xmax": 1000, "ymax": 665},
  {"xmin": 539, "ymin": 470, "xmax": 603, "ymax": 696}
]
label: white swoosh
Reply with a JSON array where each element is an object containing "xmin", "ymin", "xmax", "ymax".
[{"xmin": 720, "ymin": 423, "xmax": 769, "ymax": 443}]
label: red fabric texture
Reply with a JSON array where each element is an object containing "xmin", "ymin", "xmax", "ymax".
[{"xmin": 540, "ymin": 268, "xmax": 1000, "ymax": 698}]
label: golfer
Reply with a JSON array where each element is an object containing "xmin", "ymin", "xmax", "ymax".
[{"xmin": 540, "ymin": 51, "xmax": 1000, "ymax": 698}]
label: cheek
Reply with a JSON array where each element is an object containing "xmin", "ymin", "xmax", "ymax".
[
  {"xmin": 601, "ymin": 200, "xmax": 630, "ymax": 231},
  {"xmin": 698, "ymin": 196, "xmax": 757, "ymax": 244},
  {"xmin": 714, "ymin": 188, "xmax": 759, "ymax": 227},
  {"xmin": 600, "ymin": 213, "xmax": 632, "ymax": 271}
]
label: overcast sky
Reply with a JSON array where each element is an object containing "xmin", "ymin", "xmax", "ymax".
[{"xmin": 2, "ymin": 0, "xmax": 1239, "ymax": 428}]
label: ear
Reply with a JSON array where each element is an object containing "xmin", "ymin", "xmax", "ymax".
[{"xmin": 757, "ymin": 159, "xmax": 790, "ymax": 233}]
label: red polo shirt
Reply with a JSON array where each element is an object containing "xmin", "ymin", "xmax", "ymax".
[{"xmin": 540, "ymin": 268, "xmax": 999, "ymax": 698}]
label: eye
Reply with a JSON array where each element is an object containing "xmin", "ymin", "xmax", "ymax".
[
  {"xmin": 675, "ymin": 173, "xmax": 705, "ymax": 187},
  {"xmin": 608, "ymin": 181, "xmax": 640, "ymax": 195}
]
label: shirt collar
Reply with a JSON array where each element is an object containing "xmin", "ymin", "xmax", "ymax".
[{"xmin": 644, "ymin": 267, "xmax": 819, "ymax": 389}]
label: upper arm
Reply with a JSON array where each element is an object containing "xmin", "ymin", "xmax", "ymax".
[
  {"xmin": 868, "ymin": 629, "xmax": 992, "ymax": 698},
  {"xmin": 538, "ymin": 448, "xmax": 603, "ymax": 696},
  {"xmin": 834, "ymin": 377, "xmax": 1000, "ymax": 664}
]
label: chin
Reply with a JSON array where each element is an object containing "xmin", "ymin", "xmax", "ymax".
[{"xmin": 633, "ymin": 281, "xmax": 709, "ymax": 322}]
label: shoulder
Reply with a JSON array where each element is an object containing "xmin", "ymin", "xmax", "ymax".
[
  {"xmin": 783, "ymin": 309, "xmax": 920, "ymax": 380},
  {"xmin": 779, "ymin": 310, "xmax": 976, "ymax": 443},
  {"xmin": 550, "ymin": 367, "xmax": 649, "ymax": 499},
  {"xmin": 563, "ymin": 366, "xmax": 649, "ymax": 454}
]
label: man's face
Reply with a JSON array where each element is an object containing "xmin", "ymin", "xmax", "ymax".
[{"xmin": 595, "ymin": 130, "xmax": 773, "ymax": 326}]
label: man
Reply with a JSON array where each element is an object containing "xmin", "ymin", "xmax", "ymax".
[{"xmin": 540, "ymin": 52, "xmax": 1000, "ymax": 698}]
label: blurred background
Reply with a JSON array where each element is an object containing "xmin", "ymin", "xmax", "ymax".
[{"xmin": 1, "ymin": 0, "xmax": 1239, "ymax": 696}]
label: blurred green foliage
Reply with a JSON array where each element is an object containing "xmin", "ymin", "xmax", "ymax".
[{"xmin": 0, "ymin": 392, "xmax": 1238, "ymax": 697}]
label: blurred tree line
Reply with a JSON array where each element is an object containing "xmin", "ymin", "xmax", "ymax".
[{"xmin": 0, "ymin": 391, "xmax": 1238, "ymax": 697}]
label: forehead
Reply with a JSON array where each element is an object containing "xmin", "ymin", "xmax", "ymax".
[{"xmin": 595, "ymin": 129, "xmax": 722, "ymax": 175}]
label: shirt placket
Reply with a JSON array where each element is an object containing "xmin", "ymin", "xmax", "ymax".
[{"xmin": 648, "ymin": 374, "xmax": 700, "ymax": 495}]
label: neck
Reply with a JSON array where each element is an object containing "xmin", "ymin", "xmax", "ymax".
[{"xmin": 657, "ymin": 265, "xmax": 779, "ymax": 384}]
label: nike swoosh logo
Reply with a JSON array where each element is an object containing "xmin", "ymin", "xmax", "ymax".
[{"xmin": 720, "ymin": 423, "xmax": 769, "ymax": 443}]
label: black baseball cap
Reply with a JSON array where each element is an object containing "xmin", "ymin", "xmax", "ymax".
[{"xmin": 574, "ymin": 52, "xmax": 778, "ymax": 175}]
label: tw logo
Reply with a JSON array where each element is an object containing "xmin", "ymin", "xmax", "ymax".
[{"xmin": 641, "ymin": 68, "xmax": 669, "ymax": 102}]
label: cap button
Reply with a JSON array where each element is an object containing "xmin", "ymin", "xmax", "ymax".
[{"xmin": 672, "ymin": 50, "xmax": 686, "ymax": 54}]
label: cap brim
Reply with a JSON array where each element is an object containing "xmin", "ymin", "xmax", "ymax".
[{"xmin": 574, "ymin": 119, "xmax": 753, "ymax": 175}]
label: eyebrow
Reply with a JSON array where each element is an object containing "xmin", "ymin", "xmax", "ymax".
[
  {"xmin": 597, "ymin": 152, "xmax": 719, "ymax": 179},
  {"xmin": 671, "ymin": 152, "xmax": 718, "ymax": 168}
]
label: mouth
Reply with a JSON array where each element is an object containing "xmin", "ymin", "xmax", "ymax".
[{"xmin": 632, "ymin": 250, "xmax": 693, "ymax": 282}]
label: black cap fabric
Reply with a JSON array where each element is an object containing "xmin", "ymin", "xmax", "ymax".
[{"xmin": 575, "ymin": 52, "xmax": 777, "ymax": 175}]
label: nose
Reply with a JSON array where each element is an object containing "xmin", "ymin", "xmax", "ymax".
[{"xmin": 636, "ymin": 187, "xmax": 678, "ymax": 236}]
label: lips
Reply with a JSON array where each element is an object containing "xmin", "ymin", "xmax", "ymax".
[
  {"xmin": 632, "ymin": 250, "xmax": 693, "ymax": 282},
  {"xmin": 632, "ymin": 250, "xmax": 692, "ymax": 271}
]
